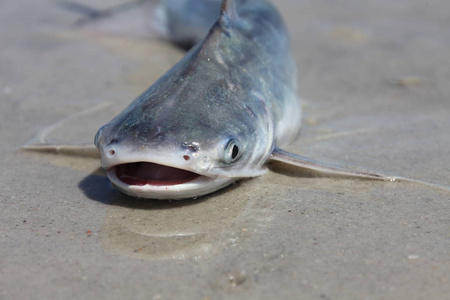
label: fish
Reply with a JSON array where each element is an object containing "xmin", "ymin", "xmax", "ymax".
[
  {"xmin": 92, "ymin": 0, "xmax": 392, "ymax": 199},
  {"xmin": 23, "ymin": 0, "xmax": 450, "ymax": 198}
]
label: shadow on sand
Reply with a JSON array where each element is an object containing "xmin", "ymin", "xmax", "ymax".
[{"xmin": 78, "ymin": 168, "xmax": 242, "ymax": 209}]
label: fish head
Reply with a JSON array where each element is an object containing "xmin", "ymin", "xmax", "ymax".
[{"xmin": 94, "ymin": 81, "xmax": 274, "ymax": 199}]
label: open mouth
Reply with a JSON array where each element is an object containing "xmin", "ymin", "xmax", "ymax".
[
  {"xmin": 114, "ymin": 162, "xmax": 201, "ymax": 186},
  {"xmin": 104, "ymin": 161, "xmax": 233, "ymax": 199}
]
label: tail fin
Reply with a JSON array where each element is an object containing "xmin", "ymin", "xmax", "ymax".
[
  {"xmin": 59, "ymin": 0, "xmax": 160, "ymax": 39},
  {"xmin": 60, "ymin": 0, "xmax": 150, "ymax": 24}
]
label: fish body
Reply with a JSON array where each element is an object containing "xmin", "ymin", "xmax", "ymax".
[
  {"xmin": 94, "ymin": 0, "xmax": 302, "ymax": 199},
  {"xmin": 24, "ymin": 0, "xmax": 443, "ymax": 197}
]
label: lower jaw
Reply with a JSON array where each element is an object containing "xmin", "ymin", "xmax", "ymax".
[{"xmin": 106, "ymin": 168, "xmax": 234, "ymax": 200}]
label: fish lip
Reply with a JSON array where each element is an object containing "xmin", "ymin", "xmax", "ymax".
[{"xmin": 105, "ymin": 161, "xmax": 233, "ymax": 199}]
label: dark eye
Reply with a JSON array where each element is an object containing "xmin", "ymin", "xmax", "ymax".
[{"xmin": 222, "ymin": 139, "xmax": 242, "ymax": 164}]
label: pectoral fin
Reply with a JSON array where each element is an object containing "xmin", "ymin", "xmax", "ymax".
[
  {"xmin": 271, "ymin": 148, "xmax": 450, "ymax": 192},
  {"xmin": 270, "ymin": 148, "xmax": 394, "ymax": 181},
  {"xmin": 21, "ymin": 143, "xmax": 100, "ymax": 158}
]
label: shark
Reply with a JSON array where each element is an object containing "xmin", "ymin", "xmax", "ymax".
[
  {"xmin": 92, "ymin": 0, "xmax": 395, "ymax": 199},
  {"xmin": 23, "ymin": 0, "xmax": 450, "ymax": 199}
]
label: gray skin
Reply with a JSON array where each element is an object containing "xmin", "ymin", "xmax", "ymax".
[{"xmin": 94, "ymin": 0, "xmax": 302, "ymax": 199}]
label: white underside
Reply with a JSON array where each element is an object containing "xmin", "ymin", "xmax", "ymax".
[{"xmin": 275, "ymin": 93, "xmax": 303, "ymax": 147}]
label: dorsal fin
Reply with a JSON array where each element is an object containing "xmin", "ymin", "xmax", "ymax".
[{"xmin": 219, "ymin": 0, "xmax": 239, "ymax": 29}]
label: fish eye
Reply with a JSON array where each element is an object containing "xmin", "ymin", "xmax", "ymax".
[{"xmin": 222, "ymin": 138, "xmax": 242, "ymax": 164}]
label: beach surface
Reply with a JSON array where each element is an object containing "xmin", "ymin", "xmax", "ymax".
[{"xmin": 1, "ymin": 0, "xmax": 449, "ymax": 299}]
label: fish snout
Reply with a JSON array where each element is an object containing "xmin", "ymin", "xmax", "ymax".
[
  {"xmin": 97, "ymin": 140, "xmax": 123, "ymax": 169},
  {"xmin": 94, "ymin": 126, "xmax": 107, "ymax": 149},
  {"xmin": 95, "ymin": 125, "xmax": 119, "ymax": 155},
  {"xmin": 95, "ymin": 127, "xmax": 121, "ymax": 167}
]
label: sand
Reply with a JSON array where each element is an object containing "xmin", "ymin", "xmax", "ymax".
[{"xmin": 1, "ymin": 0, "xmax": 449, "ymax": 299}]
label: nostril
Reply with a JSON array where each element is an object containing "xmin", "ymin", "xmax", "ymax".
[
  {"xmin": 183, "ymin": 155, "xmax": 190, "ymax": 161},
  {"xmin": 107, "ymin": 149, "xmax": 115, "ymax": 157}
]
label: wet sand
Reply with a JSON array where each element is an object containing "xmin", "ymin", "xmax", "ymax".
[{"xmin": 1, "ymin": 0, "xmax": 450, "ymax": 299}]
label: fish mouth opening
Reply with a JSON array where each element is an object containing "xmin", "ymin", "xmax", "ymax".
[
  {"xmin": 104, "ymin": 161, "xmax": 233, "ymax": 199},
  {"xmin": 112, "ymin": 162, "xmax": 202, "ymax": 186}
]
